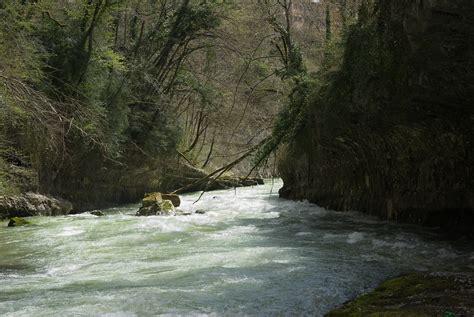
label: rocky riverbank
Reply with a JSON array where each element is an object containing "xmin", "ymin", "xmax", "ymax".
[
  {"xmin": 327, "ymin": 272, "xmax": 474, "ymax": 316},
  {"xmin": 0, "ymin": 164, "xmax": 264, "ymax": 220},
  {"xmin": 0, "ymin": 192, "xmax": 72, "ymax": 219}
]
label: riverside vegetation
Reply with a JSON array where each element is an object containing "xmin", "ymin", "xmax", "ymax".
[{"xmin": 1, "ymin": 0, "xmax": 473, "ymax": 316}]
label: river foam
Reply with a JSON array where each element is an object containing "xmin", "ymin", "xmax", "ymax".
[{"xmin": 0, "ymin": 179, "xmax": 472, "ymax": 316}]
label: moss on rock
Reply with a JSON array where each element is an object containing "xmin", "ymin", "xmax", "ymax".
[
  {"xmin": 327, "ymin": 273, "xmax": 474, "ymax": 317},
  {"xmin": 7, "ymin": 217, "xmax": 31, "ymax": 227}
]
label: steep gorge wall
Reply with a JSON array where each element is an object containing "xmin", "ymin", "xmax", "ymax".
[{"xmin": 278, "ymin": 0, "xmax": 474, "ymax": 235}]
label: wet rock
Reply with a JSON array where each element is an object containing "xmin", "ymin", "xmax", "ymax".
[
  {"xmin": 195, "ymin": 209, "xmax": 206, "ymax": 214},
  {"xmin": 90, "ymin": 210, "xmax": 105, "ymax": 217},
  {"xmin": 7, "ymin": 217, "xmax": 31, "ymax": 227},
  {"xmin": 0, "ymin": 193, "xmax": 73, "ymax": 218},
  {"xmin": 136, "ymin": 204, "xmax": 160, "ymax": 216},
  {"xmin": 160, "ymin": 200, "xmax": 175, "ymax": 214},
  {"xmin": 136, "ymin": 199, "xmax": 175, "ymax": 216},
  {"xmin": 142, "ymin": 192, "xmax": 162, "ymax": 207},
  {"xmin": 162, "ymin": 194, "xmax": 181, "ymax": 207},
  {"xmin": 175, "ymin": 209, "xmax": 192, "ymax": 216}
]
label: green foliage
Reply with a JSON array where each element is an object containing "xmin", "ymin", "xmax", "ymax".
[
  {"xmin": 0, "ymin": 0, "xmax": 226, "ymax": 201},
  {"xmin": 255, "ymin": 74, "xmax": 315, "ymax": 164},
  {"xmin": 0, "ymin": 1, "xmax": 45, "ymax": 80}
]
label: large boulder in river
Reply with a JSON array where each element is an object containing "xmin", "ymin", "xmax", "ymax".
[
  {"xmin": 0, "ymin": 193, "xmax": 73, "ymax": 218},
  {"xmin": 142, "ymin": 192, "xmax": 163, "ymax": 207},
  {"xmin": 136, "ymin": 199, "xmax": 176, "ymax": 216}
]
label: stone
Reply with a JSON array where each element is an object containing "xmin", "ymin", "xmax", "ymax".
[
  {"xmin": 7, "ymin": 217, "xmax": 31, "ymax": 227},
  {"xmin": 136, "ymin": 204, "xmax": 158, "ymax": 216},
  {"xmin": 90, "ymin": 210, "xmax": 105, "ymax": 216},
  {"xmin": 175, "ymin": 209, "xmax": 192, "ymax": 216},
  {"xmin": 162, "ymin": 194, "xmax": 181, "ymax": 207},
  {"xmin": 136, "ymin": 199, "xmax": 175, "ymax": 216},
  {"xmin": 195, "ymin": 209, "xmax": 206, "ymax": 214},
  {"xmin": 0, "ymin": 193, "xmax": 73, "ymax": 218},
  {"xmin": 142, "ymin": 192, "xmax": 162, "ymax": 207},
  {"xmin": 159, "ymin": 200, "xmax": 175, "ymax": 215}
]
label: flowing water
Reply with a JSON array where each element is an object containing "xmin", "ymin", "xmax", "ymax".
[{"xmin": 1, "ymin": 180, "xmax": 473, "ymax": 316}]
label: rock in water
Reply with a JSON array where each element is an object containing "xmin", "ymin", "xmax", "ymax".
[
  {"xmin": 175, "ymin": 209, "xmax": 192, "ymax": 216},
  {"xmin": 142, "ymin": 192, "xmax": 163, "ymax": 207},
  {"xmin": 136, "ymin": 204, "xmax": 158, "ymax": 216},
  {"xmin": 162, "ymin": 194, "xmax": 181, "ymax": 207},
  {"xmin": 136, "ymin": 199, "xmax": 176, "ymax": 216},
  {"xmin": 195, "ymin": 209, "xmax": 206, "ymax": 214},
  {"xmin": 159, "ymin": 200, "xmax": 175, "ymax": 215},
  {"xmin": 136, "ymin": 191, "xmax": 182, "ymax": 216},
  {"xmin": 90, "ymin": 210, "xmax": 105, "ymax": 216},
  {"xmin": 7, "ymin": 217, "xmax": 31, "ymax": 227},
  {"xmin": 0, "ymin": 193, "xmax": 72, "ymax": 218}
]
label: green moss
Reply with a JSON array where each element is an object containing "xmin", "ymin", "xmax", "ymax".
[
  {"xmin": 327, "ymin": 274, "xmax": 457, "ymax": 317},
  {"xmin": 160, "ymin": 200, "xmax": 175, "ymax": 214},
  {"xmin": 7, "ymin": 217, "xmax": 31, "ymax": 227}
]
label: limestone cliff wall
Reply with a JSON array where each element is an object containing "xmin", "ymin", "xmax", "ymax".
[{"xmin": 278, "ymin": 0, "xmax": 474, "ymax": 235}]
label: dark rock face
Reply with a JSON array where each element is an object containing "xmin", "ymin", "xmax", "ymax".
[
  {"xmin": 279, "ymin": 0, "xmax": 474, "ymax": 236},
  {"xmin": 0, "ymin": 193, "xmax": 73, "ymax": 218}
]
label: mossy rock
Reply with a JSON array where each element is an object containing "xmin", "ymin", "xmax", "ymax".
[
  {"xmin": 136, "ymin": 199, "xmax": 176, "ymax": 216},
  {"xmin": 7, "ymin": 217, "xmax": 31, "ymax": 227},
  {"xmin": 159, "ymin": 200, "xmax": 175, "ymax": 215},
  {"xmin": 326, "ymin": 273, "xmax": 468, "ymax": 317},
  {"xmin": 142, "ymin": 192, "xmax": 162, "ymax": 207}
]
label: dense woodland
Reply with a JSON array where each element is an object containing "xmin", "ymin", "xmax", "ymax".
[
  {"xmin": 1, "ymin": 1, "xmax": 473, "ymax": 315},
  {"xmin": 0, "ymin": 0, "xmax": 358, "ymax": 208},
  {"xmin": 0, "ymin": 0, "xmax": 472, "ymax": 233}
]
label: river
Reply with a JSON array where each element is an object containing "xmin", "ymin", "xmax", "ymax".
[{"xmin": 1, "ymin": 179, "xmax": 472, "ymax": 316}]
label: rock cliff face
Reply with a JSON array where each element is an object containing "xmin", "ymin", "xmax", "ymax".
[{"xmin": 278, "ymin": 0, "xmax": 474, "ymax": 236}]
